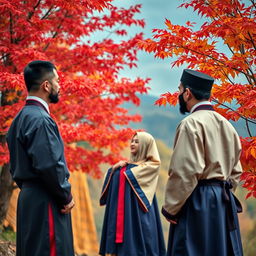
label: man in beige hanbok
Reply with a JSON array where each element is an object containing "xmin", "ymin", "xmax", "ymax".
[{"xmin": 162, "ymin": 69, "xmax": 243, "ymax": 256}]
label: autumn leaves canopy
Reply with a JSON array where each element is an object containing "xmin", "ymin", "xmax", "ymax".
[{"xmin": 0, "ymin": 0, "xmax": 255, "ymax": 196}]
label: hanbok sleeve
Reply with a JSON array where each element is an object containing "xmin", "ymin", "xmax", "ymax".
[
  {"xmin": 162, "ymin": 121, "xmax": 205, "ymax": 221},
  {"xmin": 229, "ymin": 134, "xmax": 242, "ymax": 191},
  {"xmin": 26, "ymin": 118, "xmax": 72, "ymax": 206},
  {"xmin": 100, "ymin": 168, "xmax": 113, "ymax": 206}
]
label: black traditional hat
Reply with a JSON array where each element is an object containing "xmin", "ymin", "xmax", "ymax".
[{"xmin": 180, "ymin": 69, "xmax": 214, "ymax": 92}]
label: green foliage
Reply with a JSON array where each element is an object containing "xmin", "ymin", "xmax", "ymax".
[{"xmin": 0, "ymin": 227, "xmax": 15, "ymax": 243}]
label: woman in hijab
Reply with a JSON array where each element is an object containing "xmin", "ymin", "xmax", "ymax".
[{"xmin": 99, "ymin": 131, "xmax": 166, "ymax": 256}]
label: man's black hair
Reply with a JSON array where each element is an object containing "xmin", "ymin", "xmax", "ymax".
[
  {"xmin": 24, "ymin": 60, "xmax": 56, "ymax": 92},
  {"xmin": 182, "ymin": 84, "xmax": 211, "ymax": 100}
]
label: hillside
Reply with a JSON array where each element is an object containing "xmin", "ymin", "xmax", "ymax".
[
  {"xmin": 124, "ymin": 94, "xmax": 254, "ymax": 145},
  {"xmin": 123, "ymin": 94, "xmax": 182, "ymax": 146}
]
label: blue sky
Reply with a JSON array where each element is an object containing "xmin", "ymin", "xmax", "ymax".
[
  {"xmin": 113, "ymin": 0, "xmax": 205, "ymax": 96},
  {"xmin": 88, "ymin": 1, "xmax": 250, "ymax": 98}
]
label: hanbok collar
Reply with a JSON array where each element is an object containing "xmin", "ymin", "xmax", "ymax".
[
  {"xmin": 26, "ymin": 96, "xmax": 50, "ymax": 114},
  {"xmin": 191, "ymin": 101, "xmax": 214, "ymax": 113}
]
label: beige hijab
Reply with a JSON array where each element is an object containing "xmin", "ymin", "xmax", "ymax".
[{"xmin": 126, "ymin": 132, "xmax": 161, "ymax": 210}]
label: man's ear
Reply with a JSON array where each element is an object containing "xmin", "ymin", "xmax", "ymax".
[
  {"xmin": 184, "ymin": 87, "xmax": 192, "ymax": 101},
  {"xmin": 41, "ymin": 80, "xmax": 51, "ymax": 93}
]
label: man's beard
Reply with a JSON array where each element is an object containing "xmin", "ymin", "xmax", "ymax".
[
  {"xmin": 178, "ymin": 93, "xmax": 189, "ymax": 115},
  {"xmin": 49, "ymin": 88, "xmax": 59, "ymax": 103}
]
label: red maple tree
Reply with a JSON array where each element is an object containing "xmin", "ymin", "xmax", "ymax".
[
  {"xmin": 0, "ymin": 0, "xmax": 149, "ymax": 222},
  {"xmin": 139, "ymin": 0, "xmax": 256, "ymax": 198}
]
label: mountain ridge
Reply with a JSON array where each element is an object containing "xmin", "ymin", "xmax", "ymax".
[{"xmin": 124, "ymin": 94, "xmax": 253, "ymax": 146}]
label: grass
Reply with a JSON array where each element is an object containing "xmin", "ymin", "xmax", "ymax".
[{"xmin": 0, "ymin": 227, "xmax": 16, "ymax": 243}]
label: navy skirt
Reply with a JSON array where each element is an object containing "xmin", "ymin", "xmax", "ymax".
[{"xmin": 167, "ymin": 181, "xmax": 243, "ymax": 256}]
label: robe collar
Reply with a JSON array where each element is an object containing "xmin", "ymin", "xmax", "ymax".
[
  {"xmin": 26, "ymin": 96, "xmax": 50, "ymax": 114},
  {"xmin": 191, "ymin": 101, "xmax": 214, "ymax": 113}
]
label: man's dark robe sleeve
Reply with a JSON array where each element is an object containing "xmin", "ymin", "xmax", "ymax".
[{"xmin": 26, "ymin": 118, "xmax": 72, "ymax": 206}]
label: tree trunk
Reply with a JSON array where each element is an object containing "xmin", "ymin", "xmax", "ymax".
[
  {"xmin": 0, "ymin": 163, "xmax": 14, "ymax": 225},
  {"xmin": 0, "ymin": 47, "xmax": 17, "ymax": 227},
  {"xmin": 0, "ymin": 132, "xmax": 14, "ymax": 226},
  {"xmin": 0, "ymin": 85, "xmax": 16, "ymax": 226}
]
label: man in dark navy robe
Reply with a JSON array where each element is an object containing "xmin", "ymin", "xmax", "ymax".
[
  {"xmin": 7, "ymin": 60, "xmax": 75, "ymax": 256},
  {"xmin": 162, "ymin": 69, "xmax": 243, "ymax": 256}
]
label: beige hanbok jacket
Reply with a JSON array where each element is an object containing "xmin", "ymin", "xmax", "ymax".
[{"xmin": 163, "ymin": 104, "xmax": 242, "ymax": 216}]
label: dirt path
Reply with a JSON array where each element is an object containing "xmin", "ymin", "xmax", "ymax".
[{"xmin": 0, "ymin": 240, "xmax": 15, "ymax": 256}]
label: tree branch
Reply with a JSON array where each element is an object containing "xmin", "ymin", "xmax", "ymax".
[
  {"xmin": 230, "ymin": 5, "xmax": 256, "ymax": 86},
  {"xmin": 176, "ymin": 44, "xmax": 251, "ymax": 78},
  {"xmin": 0, "ymin": 53, "xmax": 10, "ymax": 62},
  {"xmin": 61, "ymin": 59, "xmax": 86, "ymax": 72},
  {"xmin": 41, "ymin": 5, "xmax": 55, "ymax": 20},
  {"xmin": 27, "ymin": 0, "xmax": 41, "ymax": 20},
  {"xmin": 42, "ymin": 10, "xmax": 69, "ymax": 52},
  {"xmin": 9, "ymin": 12, "xmax": 13, "ymax": 44},
  {"xmin": 212, "ymin": 99, "xmax": 256, "ymax": 125},
  {"xmin": 9, "ymin": 10, "xmax": 25, "ymax": 45},
  {"xmin": 209, "ymin": 7, "xmax": 255, "ymax": 85},
  {"xmin": 244, "ymin": 67, "xmax": 256, "ymax": 86},
  {"xmin": 249, "ymin": 0, "xmax": 256, "ymax": 9},
  {"xmin": 245, "ymin": 119, "xmax": 253, "ymax": 137},
  {"xmin": 90, "ymin": 93, "xmax": 113, "ymax": 99},
  {"xmin": 247, "ymin": 32, "xmax": 256, "ymax": 51},
  {"xmin": 43, "ymin": 23, "xmax": 62, "ymax": 51},
  {"xmin": 220, "ymin": 69, "xmax": 235, "ymax": 85},
  {"xmin": 102, "ymin": 24, "xmax": 123, "ymax": 41},
  {"xmin": 226, "ymin": 43, "xmax": 235, "ymax": 55}
]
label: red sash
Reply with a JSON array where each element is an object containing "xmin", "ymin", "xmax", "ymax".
[
  {"xmin": 48, "ymin": 204, "xmax": 57, "ymax": 256},
  {"xmin": 115, "ymin": 167, "xmax": 126, "ymax": 243}
]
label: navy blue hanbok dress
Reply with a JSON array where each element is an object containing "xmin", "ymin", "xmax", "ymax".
[
  {"xmin": 99, "ymin": 164, "xmax": 166, "ymax": 256},
  {"xmin": 7, "ymin": 99, "xmax": 74, "ymax": 256}
]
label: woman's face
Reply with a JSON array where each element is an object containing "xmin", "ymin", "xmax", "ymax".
[{"xmin": 130, "ymin": 134, "xmax": 139, "ymax": 155}]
